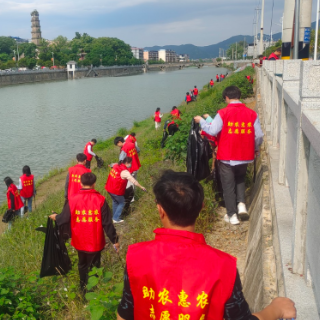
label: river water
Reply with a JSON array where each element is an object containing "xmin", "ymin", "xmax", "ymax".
[{"xmin": 0, "ymin": 66, "xmax": 227, "ymax": 202}]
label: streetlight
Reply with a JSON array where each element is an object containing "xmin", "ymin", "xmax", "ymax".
[{"xmin": 51, "ymin": 52, "xmax": 54, "ymax": 67}]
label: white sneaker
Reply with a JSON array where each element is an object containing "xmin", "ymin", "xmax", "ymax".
[
  {"xmin": 113, "ymin": 219, "xmax": 124, "ymax": 224},
  {"xmin": 237, "ymin": 202, "xmax": 248, "ymax": 214},
  {"xmin": 224, "ymin": 214, "xmax": 240, "ymax": 225}
]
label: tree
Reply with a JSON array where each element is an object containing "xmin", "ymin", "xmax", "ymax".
[
  {"xmin": 310, "ymin": 29, "xmax": 320, "ymax": 56},
  {"xmin": 0, "ymin": 37, "xmax": 16, "ymax": 55},
  {"xmin": 18, "ymin": 43, "xmax": 37, "ymax": 59},
  {"xmin": 226, "ymin": 41, "xmax": 246, "ymax": 60}
]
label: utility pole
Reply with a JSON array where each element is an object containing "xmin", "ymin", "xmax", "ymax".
[
  {"xmin": 232, "ymin": 48, "xmax": 234, "ymax": 61},
  {"xmin": 13, "ymin": 49, "xmax": 17, "ymax": 68},
  {"xmin": 315, "ymin": 0, "xmax": 320, "ymax": 60},
  {"xmin": 253, "ymin": 8, "xmax": 260, "ymax": 59},
  {"xmin": 236, "ymin": 42, "xmax": 238, "ymax": 60},
  {"xmin": 259, "ymin": 0, "xmax": 265, "ymax": 54},
  {"xmin": 294, "ymin": 0, "xmax": 312, "ymax": 59},
  {"xmin": 282, "ymin": 0, "xmax": 295, "ymax": 59}
]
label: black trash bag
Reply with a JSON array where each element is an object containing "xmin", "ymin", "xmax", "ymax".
[
  {"xmin": 2, "ymin": 209, "xmax": 15, "ymax": 223},
  {"xmin": 39, "ymin": 218, "xmax": 71, "ymax": 278},
  {"xmin": 161, "ymin": 131, "xmax": 168, "ymax": 148},
  {"xmin": 95, "ymin": 156, "xmax": 104, "ymax": 168},
  {"xmin": 186, "ymin": 119, "xmax": 212, "ymax": 181}
]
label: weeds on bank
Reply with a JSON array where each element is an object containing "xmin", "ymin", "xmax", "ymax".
[{"xmin": 0, "ymin": 67, "xmax": 254, "ymax": 319}]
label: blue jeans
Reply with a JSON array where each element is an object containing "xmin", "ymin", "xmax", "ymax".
[
  {"xmin": 21, "ymin": 196, "xmax": 33, "ymax": 213},
  {"xmin": 108, "ymin": 193, "xmax": 125, "ymax": 222}
]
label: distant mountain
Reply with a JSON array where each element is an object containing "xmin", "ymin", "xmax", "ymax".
[{"xmin": 144, "ymin": 33, "xmax": 282, "ymax": 59}]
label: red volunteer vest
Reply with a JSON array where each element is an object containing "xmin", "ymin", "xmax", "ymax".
[
  {"xmin": 168, "ymin": 121, "xmax": 178, "ymax": 128},
  {"xmin": 19, "ymin": 174, "xmax": 34, "ymax": 198},
  {"xmin": 268, "ymin": 52, "xmax": 279, "ymax": 60},
  {"xmin": 252, "ymin": 63, "xmax": 255, "ymax": 68},
  {"xmin": 126, "ymin": 135, "xmax": 137, "ymax": 144},
  {"xmin": 246, "ymin": 76, "xmax": 251, "ymax": 81},
  {"xmin": 68, "ymin": 189, "xmax": 106, "ymax": 252},
  {"xmin": 68, "ymin": 164, "xmax": 91, "ymax": 199},
  {"xmin": 84, "ymin": 142, "xmax": 94, "ymax": 161},
  {"xmin": 7, "ymin": 184, "xmax": 24, "ymax": 210},
  {"xmin": 186, "ymin": 95, "xmax": 192, "ymax": 102},
  {"xmin": 155, "ymin": 112, "xmax": 161, "ymax": 122},
  {"xmin": 201, "ymin": 131, "xmax": 218, "ymax": 148},
  {"xmin": 127, "ymin": 228, "xmax": 237, "ymax": 320},
  {"xmin": 216, "ymin": 75, "xmax": 219, "ymax": 80},
  {"xmin": 170, "ymin": 110, "xmax": 181, "ymax": 120},
  {"xmin": 122, "ymin": 141, "xmax": 141, "ymax": 173},
  {"xmin": 105, "ymin": 164, "xmax": 128, "ymax": 196},
  {"xmin": 210, "ymin": 80, "xmax": 214, "ymax": 86},
  {"xmin": 193, "ymin": 88, "xmax": 198, "ymax": 96},
  {"xmin": 217, "ymin": 103, "xmax": 257, "ymax": 161}
]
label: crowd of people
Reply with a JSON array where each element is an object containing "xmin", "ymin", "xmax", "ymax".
[{"xmin": 2, "ymin": 69, "xmax": 296, "ymax": 319}]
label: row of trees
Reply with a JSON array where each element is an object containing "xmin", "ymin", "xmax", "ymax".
[{"xmin": 0, "ymin": 33, "xmax": 143, "ymax": 70}]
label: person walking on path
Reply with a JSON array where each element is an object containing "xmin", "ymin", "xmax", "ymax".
[
  {"xmin": 65, "ymin": 153, "xmax": 91, "ymax": 201},
  {"xmin": 268, "ymin": 47, "xmax": 281, "ymax": 60},
  {"xmin": 154, "ymin": 108, "xmax": 163, "ymax": 130},
  {"xmin": 17, "ymin": 165, "xmax": 35, "ymax": 213},
  {"xmin": 83, "ymin": 139, "xmax": 97, "ymax": 169},
  {"xmin": 116, "ymin": 170, "xmax": 296, "ymax": 320},
  {"xmin": 194, "ymin": 86, "xmax": 264, "ymax": 225},
  {"xmin": 210, "ymin": 79, "xmax": 214, "ymax": 87},
  {"xmin": 49, "ymin": 172, "xmax": 119, "ymax": 291},
  {"xmin": 4, "ymin": 177, "xmax": 24, "ymax": 230},
  {"xmin": 105, "ymin": 157, "xmax": 146, "ymax": 223}
]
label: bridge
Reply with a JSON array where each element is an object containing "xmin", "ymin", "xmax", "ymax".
[{"xmin": 256, "ymin": 60, "xmax": 320, "ymax": 318}]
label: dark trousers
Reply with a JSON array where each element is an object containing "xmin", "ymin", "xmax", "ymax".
[
  {"xmin": 85, "ymin": 160, "xmax": 91, "ymax": 169},
  {"xmin": 120, "ymin": 186, "xmax": 134, "ymax": 218},
  {"xmin": 218, "ymin": 161, "xmax": 247, "ymax": 217},
  {"xmin": 77, "ymin": 251, "xmax": 101, "ymax": 289}
]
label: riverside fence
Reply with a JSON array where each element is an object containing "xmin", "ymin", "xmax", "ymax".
[{"xmin": 258, "ymin": 60, "xmax": 320, "ymax": 318}]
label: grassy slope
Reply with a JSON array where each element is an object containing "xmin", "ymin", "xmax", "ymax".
[{"xmin": 0, "ymin": 66, "xmax": 255, "ymax": 320}]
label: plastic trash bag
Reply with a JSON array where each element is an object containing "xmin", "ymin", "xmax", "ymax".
[
  {"xmin": 186, "ymin": 119, "xmax": 212, "ymax": 181},
  {"xmin": 39, "ymin": 218, "xmax": 71, "ymax": 278}
]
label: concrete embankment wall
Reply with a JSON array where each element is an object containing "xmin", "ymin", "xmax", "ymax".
[
  {"xmin": 0, "ymin": 66, "xmax": 144, "ymax": 86},
  {"xmin": 0, "ymin": 70, "xmax": 67, "ymax": 86},
  {"xmin": 256, "ymin": 60, "xmax": 320, "ymax": 319}
]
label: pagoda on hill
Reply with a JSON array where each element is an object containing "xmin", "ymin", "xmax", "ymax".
[{"xmin": 31, "ymin": 10, "xmax": 42, "ymax": 46}]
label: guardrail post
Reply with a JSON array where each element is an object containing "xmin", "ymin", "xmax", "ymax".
[{"xmin": 278, "ymin": 60, "xmax": 301, "ymax": 185}]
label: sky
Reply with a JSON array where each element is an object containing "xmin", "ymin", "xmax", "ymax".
[{"xmin": 0, "ymin": 0, "xmax": 318, "ymax": 47}]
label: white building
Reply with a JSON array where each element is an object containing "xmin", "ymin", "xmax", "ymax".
[
  {"xmin": 131, "ymin": 47, "xmax": 144, "ymax": 60},
  {"xmin": 158, "ymin": 49, "xmax": 166, "ymax": 62}
]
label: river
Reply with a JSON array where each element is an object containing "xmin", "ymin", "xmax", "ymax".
[{"xmin": 0, "ymin": 66, "xmax": 227, "ymax": 202}]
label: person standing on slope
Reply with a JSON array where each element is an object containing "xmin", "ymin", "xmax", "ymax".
[
  {"xmin": 154, "ymin": 108, "xmax": 163, "ymax": 130},
  {"xmin": 17, "ymin": 165, "xmax": 35, "ymax": 213},
  {"xmin": 210, "ymin": 79, "xmax": 214, "ymax": 87},
  {"xmin": 83, "ymin": 139, "xmax": 97, "ymax": 169}
]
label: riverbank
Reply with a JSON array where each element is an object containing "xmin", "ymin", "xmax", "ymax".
[{"xmin": 0, "ymin": 67, "xmax": 255, "ymax": 319}]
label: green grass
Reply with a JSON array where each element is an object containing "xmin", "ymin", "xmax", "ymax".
[{"xmin": 0, "ymin": 67, "xmax": 255, "ymax": 319}]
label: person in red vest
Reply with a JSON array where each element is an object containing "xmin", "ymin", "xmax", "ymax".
[
  {"xmin": 65, "ymin": 153, "xmax": 91, "ymax": 201},
  {"xmin": 4, "ymin": 176, "xmax": 24, "ymax": 229},
  {"xmin": 185, "ymin": 92, "xmax": 192, "ymax": 104},
  {"xmin": 194, "ymin": 86, "xmax": 264, "ymax": 225},
  {"xmin": 210, "ymin": 79, "xmax": 214, "ymax": 87},
  {"xmin": 116, "ymin": 171, "xmax": 296, "ymax": 320},
  {"xmin": 105, "ymin": 157, "xmax": 146, "ymax": 223},
  {"xmin": 17, "ymin": 165, "xmax": 35, "ymax": 213},
  {"xmin": 83, "ymin": 139, "xmax": 97, "ymax": 169},
  {"xmin": 268, "ymin": 47, "xmax": 281, "ymax": 60},
  {"xmin": 170, "ymin": 106, "xmax": 182, "ymax": 120},
  {"xmin": 216, "ymin": 74, "xmax": 220, "ymax": 82},
  {"xmin": 258, "ymin": 55, "xmax": 267, "ymax": 66},
  {"xmin": 49, "ymin": 172, "xmax": 119, "ymax": 291},
  {"xmin": 193, "ymin": 86, "xmax": 199, "ymax": 100},
  {"xmin": 154, "ymin": 108, "xmax": 163, "ymax": 130},
  {"xmin": 125, "ymin": 133, "xmax": 140, "ymax": 153}
]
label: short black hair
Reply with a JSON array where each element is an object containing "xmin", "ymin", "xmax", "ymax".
[
  {"xmin": 76, "ymin": 153, "xmax": 87, "ymax": 162},
  {"xmin": 114, "ymin": 137, "xmax": 124, "ymax": 145},
  {"xmin": 130, "ymin": 132, "xmax": 136, "ymax": 137},
  {"xmin": 119, "ymin": 156, "xmax": 132, "ymax": 165},
  {"xmin": 153, "ymin": 170, "xmax": 204, "ymax": 227},
  {"xmin": 172, "ymin": 106, "xmax": 177, "ymax": 110},
  {"xmin": 91, "ymin": 139, "xmax": 97, "ymax": 143},
  {"xmin": 22, "ymin": 165, "xmax": 31, "ymax": 176},
  {"xmin": 223, "ymin": 86, "xmax": 241, "ymax": 100},
  {"xmin": 258, "ymin": 55, "xmax": 264, "ymax": 58},
  {"xmin": 4, "ymin": 177, "xmax": 14, "ymax": 188},
  {"xmin": 194, "ymin": 85, "xmax": 197, "ymax": 88},
  {"xmin": 156, "ymin": 108, "xmax": 160, "ymax": 112},
  {"xmin": 186, "ymin": 92, "xmax": 189, "ymax": 95},
  {"xmin": 81, "ymin": 172, "xmax": 96, "ymax": 186},
  {"xmin": 275, "ymin": 47, "xmax": 282, "ymax": 52}
]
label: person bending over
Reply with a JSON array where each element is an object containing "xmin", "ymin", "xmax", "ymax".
[
  {"xmin": 116, "ymin": 170, "xmax": 296, "ymax": 320},
  {"xmin": 83, "ymin": 139, "xmax": 97, "ymax": 169}
]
